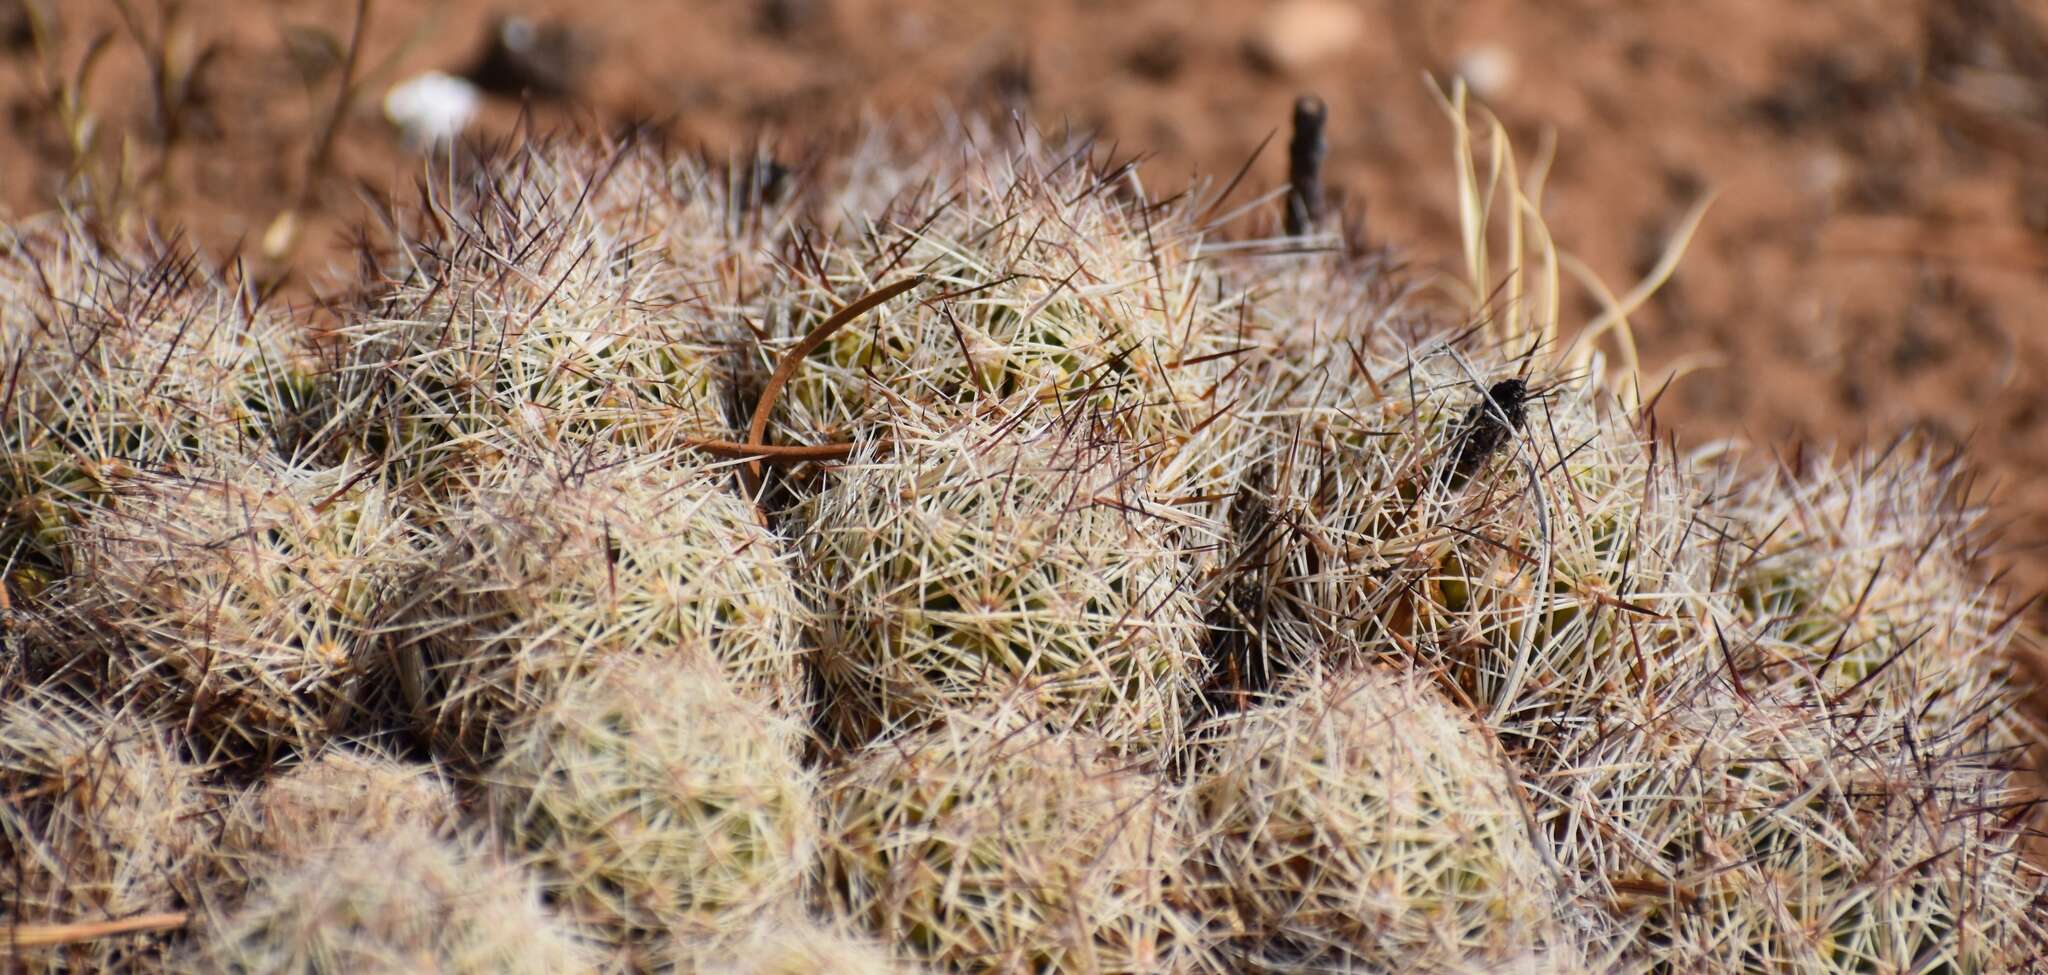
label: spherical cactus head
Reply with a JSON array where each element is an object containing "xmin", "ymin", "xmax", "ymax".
[
  {"xmin": 0, "ymin": 689, "xmax": 211, "ymax": 973},
  {"xmin": 1554, "ymin": 689, "xmax": 2045, "ymax": 970},
  {"xmin": 487, "ymin": 656, "xmax": 816, "ymax": 953},
  {"xmin": 0, "ymin": 218, "xmax": 317, "ymax": 577},
  {"xmin": 402, "ymin": 450, "xmax": 806, "ymax": 765},
  {"xmin": 219, "ymin": 746, "xmax": 459, "ymax": 874},
  {"xmin": 1187, "ymin": 665, "xmax": 1575, "ymax": 971},
  {"xmin": 68, "ymin": 458, "xmax": 425, "ymax": 762},
  {"xmin": 186, "ymin": 828, "xmax": 598, "ymax": 975},
  {"xmin": 797, "ymin": 409, "xmax": 1207, "ymax": 759},
  {"xmin": 328, "ymin": 142, "xmax": 746, "ymax": 481},
  {"xmin": 693, "ymin": 918, "xmax": 908, "ymax": 975},
  {"xmin": 1719, "ymin": 454, "xmax": 2034, "ymax": 747},
  {"xmin": 817, "ymin": 703, "xmax": 1207, "ymax": 973}
]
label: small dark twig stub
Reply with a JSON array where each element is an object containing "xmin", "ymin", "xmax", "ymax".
[
  {"xmin": 749, "ymin": 155, "xmax": 791, "ymax": 208},
  {"xmin": 1440, "ymin": 378, "xmax": 1529, "ymax": 491},
  {"xmin": 1285, "ymin": 95, "xmax": 1328, "ymax": 236},
  {"xmin": 757, "ymin": 0, "xmax": 823, "ymax": 37}
]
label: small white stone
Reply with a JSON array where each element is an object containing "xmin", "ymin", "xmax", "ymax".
[
  {"xmin": 1803, "ymin": 150, "xmax": 1849, "ymax": 199},
  {"xmin": 383, "ymin": 70, "xmax": 481, "ymax": 149},
  {"xmin": 1456, "ymin": 45, "xmax": 1516, "ymax": 99},
  {"xmin": 1248, "ymin": 0, "xmax": 1365, "ymax": 74}
]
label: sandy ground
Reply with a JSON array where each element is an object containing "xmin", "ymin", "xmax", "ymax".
[{"xmin": 6, "ymin": 0, "xmax": 2048, "ymax": 617}]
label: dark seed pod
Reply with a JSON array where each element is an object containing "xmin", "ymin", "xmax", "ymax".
[{"xmin": 1440, "ymin": 378, "xmax": 1529, "ymax": 491}]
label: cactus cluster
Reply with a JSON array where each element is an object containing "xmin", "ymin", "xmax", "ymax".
[{"xmin": 1, "ymin": 114, "xmax": 2041, "ymax": 974}]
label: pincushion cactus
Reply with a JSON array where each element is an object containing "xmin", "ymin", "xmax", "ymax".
[
  {"xmin": 64, "ymin": 457, "xmax": 426, "ymax": 761},
  {"xmin": 218, "ymin": 746, "xmax": 460, "ymax": 868},
  {"xmin": 694, "ymin": 918, "xmax": 912, "ymax": 975},
  {"xmin": 0, "ymin": 219, "xmax": 315, "ymax": 586},
  {"xmin": 398, "ymin": 449, "xmax": 807, "ymax": 763},
  {"xmin": 795, "ymin": 407, "xmax": 1209, "ymax": 755},
  {"xmin": 1185, "ymin": 663, "xmax": 1578, "ymax": 972},
  {"xmin": 1200, "ymin": 279, "xmax": 1720, "ymax": 751},
  {"xmin": 0, "ymin": 687, "xmax": 211, "ymax": 974},
  {"xmin": 817, "ymin": 704, "xmax": 1206, "ymax": 973},
  {"xmin": 327, "ymin": 142, "xmax": 755, "ymax": 482},
  {"xmin": 1717, "ymin": 452, "xmax": 2033, "ymax": 746},
  {"xmin": 1547, "ymin": 685, "xmax": 2045, "ymax": 971},
  {"xmin": 180, "ymin": 828, "xmax": 597, "ymax": 975},
  {"xmin": 755, "ymin": 141, "xmax": 1236, "ymax": 461},
  {"xmin": 486, "ymin": 656, "xmax": 816, "ymax": 959}
]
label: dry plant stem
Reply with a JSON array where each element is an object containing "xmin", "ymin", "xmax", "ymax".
[
  {"xmin": 681, "ymin": 439, "xmax": 860, "ymax": 462},
  {"xmin": 24, "ymin": 6, "xmax": 116, "ymax": 208},
  {"xmin": 111, "ymin": 0, "xmax": 215, "ymax": 200},
  {"xmin": 301, "ymin": 0, "xmax": 370, "ymax": 210},
  {"xmin": 1, "ymin": 912, "xmax": 189, "ymax": 950},
  {"xmin": 736, "ymin": 275, "xmax": 924, "ymax": 477},
  {"xmin": 1286, "ymin": 95, "xmax": 1327, "ymax": 236}
]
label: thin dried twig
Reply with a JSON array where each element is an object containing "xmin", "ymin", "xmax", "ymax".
[
  {"xmin": 1, "ymin": 912, "xmax": 190, "ymax": 951},
  {"xmin": 729, "ymin": 274, "xmax": 923, "ymax": 476}
]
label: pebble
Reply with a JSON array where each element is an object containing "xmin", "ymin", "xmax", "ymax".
[
  {"xmin": 1246, "ymin": 0, "xmax": 1365, "ymax": 74},
  {"xmin": 1456, "ymin": 45, "xmax": 1516, "ymax": 99},
  {"xmin": 383, "ymin": 71, "xmax": 482, "ymax": 149}
]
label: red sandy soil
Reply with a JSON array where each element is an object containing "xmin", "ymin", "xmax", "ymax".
[{"xmin": 6, "ymin": 0, "xmax": 2048, "ymax": 618}]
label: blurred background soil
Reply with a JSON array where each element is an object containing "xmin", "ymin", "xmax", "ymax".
[{"xmin": 6, "ymin": 0, "xmax": 2048, "ymax": 622}]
